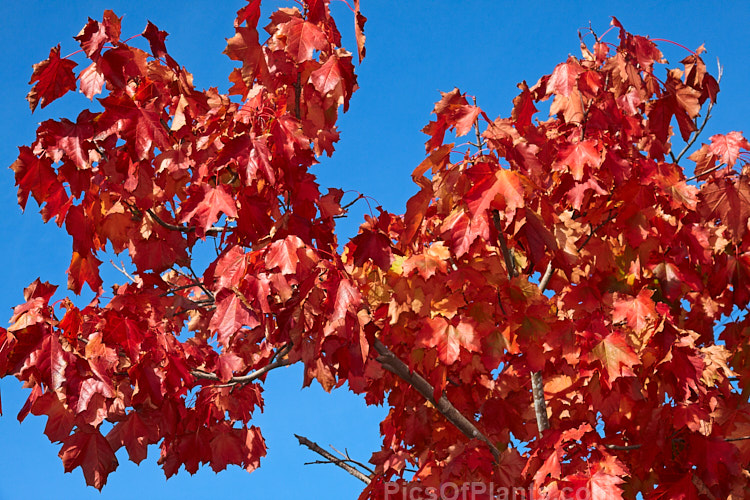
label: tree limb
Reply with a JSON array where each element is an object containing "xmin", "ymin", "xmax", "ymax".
[
  {"xmin": 294, "ymin": 434, "xmax": 372, "ymax": 484},
  {"xmin": 191, "ymin": 345, "xmax": 292, "ymax": 387},
  {"xmin": 147, "ymin": 208, "xmax": 225, "ymax": 236},
  {"xmin": 373, "ymin": 340, "xmax": 501, "ymax": 460},
  {"xmin": 492, "ymin": 209, "xmax": 550, "ymax": 435}
]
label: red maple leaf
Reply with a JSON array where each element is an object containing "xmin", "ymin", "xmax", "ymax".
[
  {"xmin": 612, "ymin": 289, "xmax": 657, "ymax": 332},
  {"xmin": 9, "ymin": 146, "xmax": 60, "ymax": 210},
  {"xmin": 465, "ymin": 166, "xmax": 526, "ymax": 215},
  {"xmin": 698, "ymin": 176, "xmax": 750, "ymax": 242},
  {"xmin": 556, "ymin": 140, "xmax": 601, "ymax": 181},
  {"xmin": 27, "ymin": 45, "xmax": 78, "ymax": 112},
  {"xmin": 277, "ymin": 17, "xmax": 328, "ymax": 63},
  {"xmin": 589, "ymin": 331, "xmax": 640, "ymax": 386},
  {"xmin": 709, "ymin": 131, "xmax": 750, "ymax": 167},
  {"xmin": 179, "ymin": 185, "xmax": 238, "ymax": 235},
  {"xmin": 59, "ymin": 425, "xmax": 119, "ymax": 490}
]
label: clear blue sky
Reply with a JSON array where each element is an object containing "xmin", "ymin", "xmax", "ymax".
[{"xmin": 1, "ymin": 1, "xmax": 748, "ymax": 499}]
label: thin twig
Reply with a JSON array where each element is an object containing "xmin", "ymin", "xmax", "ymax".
[
  {"xmin": 110, "ymin": 260, "xmax": 136, "ymax": 283},
  {"xmin": 373, "ymin": 340, "xmax": 501, "ymax": 461},
  {"xmin": 294, "ymin": 434, "xmax": 371, "ymax": 484},
  {"xmin": 685, "ymin": 162, "xmax": 724, "ymax": 182},
  {"xmin": 671, "ymin": 62, "xmax": 723, "ymax": 165},
  {"xmin": 329, "ymin": 445, "xmax": 375, "ymax": 474},
  {"xmin": 472, "ymin": 96, "xmax": 484, "ymax": 154},
  {"xmin": 147, "ymin": 209, "xmax": 226, "ymax": 236}
]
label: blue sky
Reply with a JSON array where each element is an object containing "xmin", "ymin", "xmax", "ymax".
[{"xmin": 0, "ymin": 1, "xmax": 748, "ymax": 499}]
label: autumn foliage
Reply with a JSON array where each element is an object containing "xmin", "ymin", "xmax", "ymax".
[{"xmin": 3, "ymin": 1, "xmax": 750, "ymax": 498}]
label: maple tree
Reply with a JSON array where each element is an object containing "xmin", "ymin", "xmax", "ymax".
[{"xmin": 3, "ymin": 0, "xmax": 750, "ymax": 498}]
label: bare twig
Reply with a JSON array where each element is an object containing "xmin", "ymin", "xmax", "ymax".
[
  {"xmin": 294, "ymin": 434, "xmax": 371, "ymax": 484},
  {"xmin": 329, "ymin": 444, "xmax": 375, "ymax": 475},
  {"xmin": 373, "ymin": 340, "xmax": 501, "ymax": 460},
  {"xmin": 472, "ymin": 96, "xmax": 484, "ymax": 154},
  {"xmin": 110, "ymin": 260, "xmax": 136, "ymax": 283},
  {"xmin": 685, "ymin": 162, "xmax": 724, "ymax": 182}
]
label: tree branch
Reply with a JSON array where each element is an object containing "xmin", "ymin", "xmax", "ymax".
[
  {"xmin": 491, "ymin": 210, "xmax": 518, "ymax": 278},
  {"xmin": 191, "ymin": 345, "xmax": 292, "ymax": 387},
  {"xmin": 294, "ymin": 434, "xmax": 371, "ymax": 484},
  {"xmin": 373, "ymin": 340, "xmax": 501, "ymax": 460},
  {"xmin": 147, "ymin": 208, "xmax": 226, "ymax": 236},
  {"xmin": 492, "ymin": 209, "xmax": 550, "ymax": 435}
]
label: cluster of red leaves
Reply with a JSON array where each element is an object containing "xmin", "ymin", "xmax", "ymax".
[{"xmin": 3, "ymin": 1, "xmax": 750, "ymax": 498}]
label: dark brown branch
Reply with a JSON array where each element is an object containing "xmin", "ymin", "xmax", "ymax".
[
  {"xmin": 685, "ymin": 162, "xmax": 724, "ymax": 183},
  {"xmin": 604, "ymin": 443, "xmax": 642, "ymax": 451},
  {"xmin": 294, "ymin": 434, "xmax": 371, "ymax": 484},
  {"xmin": 328, "ymin": 444, "xmax": 375, "ymax": 475},
  {"xmin": 147, "ymin": 208, "xmax": 225, "ymax": 236},
  {"xmin": 294, "ymin": 72, "xmax": 302, "ymax": 120},
  {"xmin": 191, "ymin": 346, "xmax": 292, "ymax": 387},
  {"xmin": 373, "ymin": 340, "xmax": 501, "ymax": 460},
  {"xmin": 491, "ymin": 210, "xmax": 518, "ymax": 278}
]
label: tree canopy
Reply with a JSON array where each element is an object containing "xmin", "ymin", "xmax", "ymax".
[{"xmin": 2, "ymin": 1, "xmax": 750, "ymax": 498}]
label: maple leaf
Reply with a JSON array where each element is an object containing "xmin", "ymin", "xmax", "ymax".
[
  {"xmin": 418, "ymin": 318, "xmax": 479, "ymax": 365},
  {"xmin": 105, "ymin": 411, "xmax": 151, "ymax": 464},
  {"xmin": 589, "ymin": 331, "xmax": 640, "ymax": 385},
  {"xmin": 78, "ymin": 63, "xmax": 105, "ymax": 100},
  {"xmin": 179, "ymin": 185, "xmax": 238, "ymax": 234},
  {"xmin": 311, "ymin": 54, "xmax": 344, "ymax": 96},
  {"xmin": 546, "ymin": 57, "xmax": 584, "ymax": 97},
  {"xmin": 9, "ymin": 146, "xmax": 60, "ymax": 210},
  {"xmin": 59, "ymin": 425, "xmax": 119, "ymax": 490},
  {"xmin": 264, "ymin": 236, "xmax": 303, "ymax": 275},
  {"xmin": 612, "ymin": 289, "xmax": 657, "ymax": 333},
  {"xmin": 224, "ymin": 26, "xmax": 269, "ymax": 93},
  {"xmin": 708, "ymin": 131, "xmax": 750, "ymax": 167},
  {"xmin": 95, "ymin": 92, "xmax": 164, "ymax": 161},
  {"xmin": 209, "ymin": 290, "xmax": 259, "ymax": 346},
  {"xmin": 440, "ymin": 208, "xmax": 487, "ymax": 258},
  {"xmin": 465, "ymin": 166, "xmax": 526, "ymax": 215},
  {"xmin": 36, "ymin": 111, "xmax": 99, "ymax": 169},
  {"xmin": 142, "ymin": 21, "xmax": 172, "ymax": 63},
  {"xmin": 27, "ymin": 45, "xmax": 78, "ymax": 112},
  {"xmin": 67, "ymin": 251, "xmax": 103, "ymax": 294},
  {"xmin": 209, "ymin": 429, "xmax": 247, "ymax": 472},
  {"xmin": 350, "ymin": 229, "xmax": 392, "ymax": 270},
  {"xmin": 74, "ymin": 17, "xmax": 110, "ymax": 58},
  {"xmin": 698, "ymin": 176, "xmax": 750, "ymax": 242},
  {"xmin": 353, "ymin": 0, "xmax": 367, "ymax": 62},
  {"xmin": 422, "ymin": 89, "xmax": 480, "ymax": 151},
  {"xmin": 30, "ymin": 392, "xmax": 75, "ymax": 442},
  {"xmin": 276, "ymin": 17, "xmax": 328, "ymax": 62},
  {"xmin": 555, "ymin": 140, "xmax": 601, "ymax": 181},
  {"xmin": 511, "ymin": 81, "xmax": 537, "ymax": 128}
]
